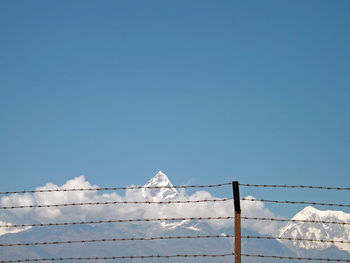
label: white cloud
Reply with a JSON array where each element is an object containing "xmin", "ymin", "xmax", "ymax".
[
  {"xmin": 0, "ymin": 176, "xmax": 280, "ymax": 236},
  {"xmin": 241, "ymin": 195, "xmax": 282, "ymax": 235}
]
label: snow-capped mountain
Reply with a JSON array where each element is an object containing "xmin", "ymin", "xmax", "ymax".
[
  {"xmin": 141, "ymin": 171, "xmax": 178, "ymax": 200},
  {"xmin": 0, "ymin": 171, "xmax": 232, "ymax": 262},
  {"xmin": 278, "ymin": 206, "xmax": 350, "ymax": 253},
  {"xmin": 0, "ymin": 172, "xmax": 235, "ymax": 263},
  {"xmin": 1, "ymin": 173, "xmax": 349, "ymax": 263},
  {"xmin": 141, "ymin": 171, "xmax": 205, "ymax": 231}
]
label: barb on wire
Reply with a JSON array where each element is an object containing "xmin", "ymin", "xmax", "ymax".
[
  {"xmin": 0, "ymin": 253, "xmax": 235, "ymax": 263},
  {"xmin": 241, "ymin": 216, "xmax": 349, "ymax": 225},
  {"xmin": 240, "ymin": 183, "xmax": 350, "ymax": 191},
  {"xmin": 0, "ymin": 216, "xmax": 234, "ymax": 228},
  {"xmin": 0, "ymin": 198, "xmax": 232, "ymax": 210},
  {"xmin": 242, "ymin": 235, "xmax": 350, "ymax": 244},
  {"xmin": 242, "ymin": 253, "xmax": 350, "ymax": 262},
  {"xmin": 0, "ymin": 235, "xmax": 234, "ymax": 247},
  {"xmin": 0, "ymin": 182, "xmax": 232, "ymax": 195},
  {"xmin": 241, "ymin": 198, "xmax": 350, "ymax": 208}
]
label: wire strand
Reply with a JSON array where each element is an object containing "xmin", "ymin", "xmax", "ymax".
[
  {"xmin": 242, "ymin": 253, "xmax": 350, "ymax": 262},
  {"xmin": 3, "ymin": 234, "xmax": 347, "ymax": 248},
  {"xmin": 240, "ymin": 183, "xmax": 350, "ymax": 191},
  {"xmin": 241, "ymin": 198, "xmax": 350, "ymax": 208},
  {"xmin": 241, "ymin": 216, "xmax": 349, "ymax": 225},
  {"xmin": 0, "ymin": 216, "xmax": 234, "ymax": 228},
  {"xmin": 0, "ymin": 253, "xmax": 235, "ymax": 263},
  {"xmin": 0, "ymin": 198, "xmax": 232, "ymax": 210},
  {"xmin": 0, "ymin": 235, "xmax": 234, "ymax": 247},
  {"xmin": 2, "ymin": 182, "xmax": 348, "ymax": 195},
  {"xmin": 0, "ymin": 182, "xmax": 232, "ymax": 195},
  {"xmin": 242, "ymin": 235, "xmax": 350, "ymax": 244}
]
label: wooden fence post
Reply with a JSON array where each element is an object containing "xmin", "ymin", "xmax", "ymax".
[{"xmin": 232, "ymin": 181, "xmax": 241, "ymax": 263}]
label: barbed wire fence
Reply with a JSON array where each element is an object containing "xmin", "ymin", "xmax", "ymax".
[
  {"xmin": 0, "ymin": 182, "xmax": 349, "ymax": 262},
  {"xmin": 236, "ymin": 182, "xmax": 350, "ymax": 263}
]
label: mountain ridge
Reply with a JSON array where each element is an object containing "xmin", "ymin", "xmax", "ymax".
[{"xmin": 279, "ymin": 206, "xmax": 350, "ymax": 253}]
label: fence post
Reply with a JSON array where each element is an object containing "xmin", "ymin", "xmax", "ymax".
[{"xmin": 232, "ymin": 181, "xmax": 241, "ymax": 263}]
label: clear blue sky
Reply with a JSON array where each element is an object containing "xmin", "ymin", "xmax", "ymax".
[{"xmin": 1, "ymin": 0, "xmax": 349, "ymax": 216}]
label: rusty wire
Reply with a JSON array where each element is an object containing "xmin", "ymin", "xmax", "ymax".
[
  {"xmin": 0, "ymin": 182, "xmax": 232, "ymax": 195},
  {"xmin": 240, "ymin": 183, "xmax": 350, "ymax": 191},
  {"xmin": 2, "ymin": 234, "xmax": 348, "ymax": 248},
  {"xmin": 242, "ymin": 235, "xmax": 350, "ymax": 244},
  {"xmin": 0, "ymin": 235, "xmax": 234, "ymax": 247},
  {"xmin": 0, "ymin": 253, "xmax": 235, "ymax": 263},
  {"xmin": 0, "ymin": 216, "xmax": 234, "ymax": 228},
  {"xmin": 2, "ymin": 182, "xmax": 349, "ymax": 195},
  {"xmin": 242, "ymin": 253, "xmax": 350, "ymax": 262},
  {"xmin": 241, "ymin": 216, "xmax": 349, "ymax": 225},
  {"xmin": 241, "ymin": 197, "xmax": 350, "ymax": 208},
  {"xmin": 0, "ymin": 198, "xmax": 232, "ymax": 210}
]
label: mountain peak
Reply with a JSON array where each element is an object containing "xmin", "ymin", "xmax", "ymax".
[
  {"xmin": 142, "ymin": 171, "xmax": 178, "ymax": 200},
  {"xmin": 145, "ymin": 171, "xmax": 172, "ymax": 187},
  {"xmin": 292, "ymin": 206, "xmax": 319, "ymax": 220},
  {"xmin": 293, "ymin": 206, "xmax": 350, "ymax": 221}
]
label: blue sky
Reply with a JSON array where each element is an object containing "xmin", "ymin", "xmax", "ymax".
[{"xmin": 1, "ymin": 0, "xmax": 349, "ymax": 217}]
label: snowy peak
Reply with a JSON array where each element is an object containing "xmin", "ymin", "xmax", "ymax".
[
  {"xmin": 144, "ymin": 171, "xmax": 173, "ymax": 188},
  {"xmin": 294, "ymin": 206, "xmax": 319, "ymax": 218},
  {"xmin": 279, "ymin": 206, "xmax": 350, "ymax": 253},
  {"xmin": 142, "ymin": 171, "xmax": 178, "ymax": 200},
  {"xmin": 293, "ymin": 206, "xmax": 350, "ymax": 221}
]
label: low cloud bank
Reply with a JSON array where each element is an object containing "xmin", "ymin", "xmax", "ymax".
[{"xmin": 0, "ymin": 176, "xmax": 280, "ymax": 236}]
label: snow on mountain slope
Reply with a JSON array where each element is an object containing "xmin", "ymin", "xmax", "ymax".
[
  {"xmin": 141, "ymin": 171, "xmax": 203, "ymax": 231},
  {"xmin": 278, "ymin": 206, "xmax": 350, "ymax": 253},
  {"xmin": 0, "ymin": 221, "xmax": 30, "ymax": 236},
  {"xmin": 141, "ymin": 171, "xmax": 178, "ymax": 200}
]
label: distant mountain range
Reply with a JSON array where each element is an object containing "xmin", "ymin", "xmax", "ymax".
[{"xmin": 0, "ymin": 172, "xmax": 349, "ymax": 262}]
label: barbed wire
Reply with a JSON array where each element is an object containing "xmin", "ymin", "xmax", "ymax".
[
  {"xmin": 2, "ymin": 181, "xmax": 350, "ymax": 263},
  {"xmin": 0, "ymin": 235, "xmax": 234, "ymax": 247},
  {"xmin": 0, "ymin": 182, "xmax": 232, "ymax": 195},
  {"xmin": 0, "ymin": 253, "xmax": 235, "ymax": 263},
  {"xmin": 0, "ymin": 198, "xmax": 232, "ymax": 210},
  {"xmin": 3, "ymin": 234, "xmax": 347, "ymax": 248},
  {"xmin": 0, "ymin": 216, "xmax": 234, "ymax": 228},
  {"xmin": 242, "ymin": 253, "xmax": 350, "ymax": 262},
  {"xmin": 241, "ymin": 197, "xmax": 350, "ymax": 208},
  {"xmin": 240, "ymin": 183, "xmax": 350, "ymax": 191},
  {"xmin": 238, "ymin": 183, "xmax": 350, "ymax": 262},
  {"xmin": 5, "ymin": 197, "xmax": 348, "ymax": 210},
  {"xmin": 241, "ymin": 216, "xmax": 350, "ymax": 225},
  {"xmin": 242, "ymin": 235, "xmax": 350, "ymax": 244},
  {"xmin": 1, "ymin": 182, "xmax": 348, "ymax": 196},
  {"xmin": 1, "ymin": 253, "xmax": 349, "ymax": 262}
]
